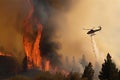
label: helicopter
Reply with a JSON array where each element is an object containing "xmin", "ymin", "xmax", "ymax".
[{"xmin": 83, "ymin": 26, "xmax": 102, "ymax": 36}]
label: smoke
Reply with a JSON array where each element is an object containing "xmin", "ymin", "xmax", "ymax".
[
  {"xmin": 0, "ymin": 0, "xmax": 78, "ymax": 70},
  {"xmin": 28, "ymin": 0, "xmax": 75, "ymax": 68},
  {"xmin": 1, "ymin": 0, "xmax": 120, "ymax": 73},
  {"xmin": 63, "ymin": 56, "xmax": 84, "ymax": 73},
  {"xmin": 80, "ymin": 55, "xmax": 88, "ymax": 68},
  {"xmin": 0, "ymin": 0, "xmax": 26, "ymax": 62},
  {"xmin": 40, "ymin": 25, "xmax": 61, "ymax": 67},
  {"xmin": 56, "ymin": 0, "xmax": 120, "ymax": 68}
]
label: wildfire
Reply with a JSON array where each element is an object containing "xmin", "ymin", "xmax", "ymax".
[
  {"xmin": 23, "ymin": 0, "xmax": 42, "ymax": 70},
  {"xmin": 45, "ymin": 60, "xmax": 50, "ymax": 71},
  {"xmin": 23, "ymin": 0, "xmax": 50, "ymax": 71},
  {"xmin": 0, "ymin": 51, "xmax": 11, "ymax": 56},
  {"xmin": 0, "ymin": 52, "xmax": 5, "ymax": 56},
  {"xmin": 31, "ymin": 23, "xmax": 42, "ymax": 69}
]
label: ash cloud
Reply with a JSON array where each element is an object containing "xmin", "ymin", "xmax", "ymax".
[
  {"xmin": 27, "ymin": 0, "xmax": 73, "ymax": 67},
  {"xmin": 31, "ymin": 0, "xmax": 71, "ymax": 24},
  {"xmin": 0, "ymin": 0, "xmax": 75, "ymax": 68}
]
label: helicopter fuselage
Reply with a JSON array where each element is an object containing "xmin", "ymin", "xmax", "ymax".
[{"xmin": 87, "ymin": 27, "xmax": 101, "ymax": 35}]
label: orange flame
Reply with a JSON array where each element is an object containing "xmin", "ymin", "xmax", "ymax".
[
  {"xmin": 23, "ymin": 0, "xmax": 42, "ymax": 69},
  {"xmin": 45, "ymin": 60, "xmax": 50, "ymax": 71},
  {"xmin": 31, "ymin": 23, "xmax": 42, "ymax": 69},
  {"xmin": 0, "ymin": 52, "xmax": 11, "ymax": 56},
  {"xmin": 0, "ymin": 52, "xmax": 5, "ymax": 56}
]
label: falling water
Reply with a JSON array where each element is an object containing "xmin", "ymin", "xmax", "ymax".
[{"xmin": 91, "ymin": 36, "xmax": 99, "ymax": 61}]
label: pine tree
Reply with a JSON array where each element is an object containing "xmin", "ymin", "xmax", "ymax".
[
  {"xmin": 82, "ymin": 62, "xmax": 94, "ymax": 80},
  {"xmin": 99, "ymin": 53, "xmax": 119, "ymax": 80}
]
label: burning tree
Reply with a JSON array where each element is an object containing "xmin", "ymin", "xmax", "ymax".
[
  {"xmin": 23, "ymin": 0, "xmax": 63, "ymax": 71},
  {"xmin": 23, "ymin": 0, "xmax": 47, "ymax": 70}
]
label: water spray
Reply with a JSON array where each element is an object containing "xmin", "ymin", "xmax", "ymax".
[
  {"xmin": 83, "ymin": 26, "xmax": 102, "ymax": 61},
  {"xmin": 91, "ymin": 36, "xmax": 99, "ymax": 61}
]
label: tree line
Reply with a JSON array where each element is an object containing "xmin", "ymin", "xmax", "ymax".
[
  {"xmin": 8, "ymin": 53, "xmax": 120, "ymax": 80},
  {"xmin": 82, "ymin": 53, "xmax": 120, "ymax": 80}
]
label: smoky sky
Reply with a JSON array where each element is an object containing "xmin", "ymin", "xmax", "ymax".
[
  {"xmin": 25, "ymin": 0, "xmax": 73, "ymax": 67},
  {"xmin": 1, "ymin": 0, "xmax": 119, "ymax": 71},
  {"xmin": 0, "ymin": 0, "xmax": 72, "ymax": 65},
  {"xmin": 31, "ymin": 0, "xmax": 71, "ymax": 24}
]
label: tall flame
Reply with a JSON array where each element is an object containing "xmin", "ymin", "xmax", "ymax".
[
  {"xmin": 23, "ymin": 0, "xmax": 42, "ymax": 69},
  {"xmin": 31, "ymin": 23, "xmax": 42, "ymax": 69}
]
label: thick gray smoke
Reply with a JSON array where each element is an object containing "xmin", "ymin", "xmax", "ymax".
[
  {"xmin": 0, "ymin": 0, "xmax": 75, "ymax": 68},
  {"xmin": 27, "ymin": 0, "xmax": 72, "ymax": 68}
]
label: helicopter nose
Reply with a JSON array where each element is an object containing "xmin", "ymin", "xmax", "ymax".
[{"xmin": 87, "ymin": 32, "xmax": 90, "ymax": 34}]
